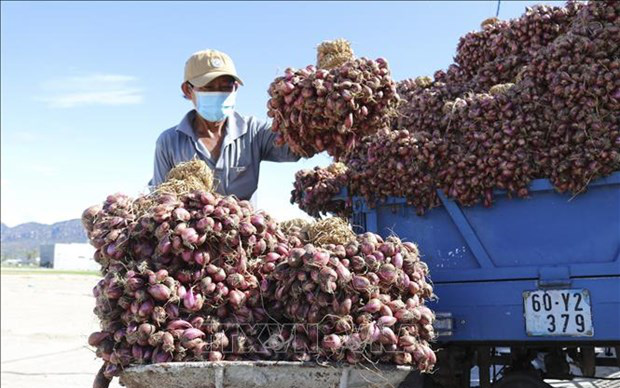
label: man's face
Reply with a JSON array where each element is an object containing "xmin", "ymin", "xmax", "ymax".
[
  {"xmin": 183, "ymin": 75, "xmax": 238, "ymax": 101},
  {"xmin": 195, "ymin": 76, "xmax": 237, "ymax": 92}
]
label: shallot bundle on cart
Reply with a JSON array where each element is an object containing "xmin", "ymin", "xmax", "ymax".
[{"xmin": 84, "ymin": 161, "xmax": 437, "ymax": 387}]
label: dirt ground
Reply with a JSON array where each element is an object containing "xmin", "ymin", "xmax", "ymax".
[
  {"xmin": 1, "ymin": 272, "xmax": 618, "ymax": 388},
  {"xmin": 1, "ymin": 272, "xmax": 121, "ymax": 388}
]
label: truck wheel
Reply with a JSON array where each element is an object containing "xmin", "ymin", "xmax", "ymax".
[{"xmin": 492, "ymin": 372, "xmax": 551, "ymax": 388}]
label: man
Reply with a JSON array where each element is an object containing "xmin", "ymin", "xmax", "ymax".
[
  {"xmin": 94, "ymin": 49, "xmax": 300, "ymax": 388},
  {"xmin": 149, "ymin": 49, "xmax": 300, "ymax": 200}
]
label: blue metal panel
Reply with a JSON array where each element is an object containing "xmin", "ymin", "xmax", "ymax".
[
  {"xmin": 429, "ymin": 277, "xmax": 620, "ymax": 342},
  {"xmin": 374, "ymin": 202, "xmax": 480, "ymax": 272},
  {"xmin": 352, "ymin": 171, "xmax": 620, "ymax": 283},
  {"xmin": 437, "ymin": 191, "xmax": 493, "ymax": 269}
]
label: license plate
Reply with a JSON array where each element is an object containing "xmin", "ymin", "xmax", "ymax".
[{"xmin": 523, "ymin": 289, "xmax": 593, "ymax": 337}]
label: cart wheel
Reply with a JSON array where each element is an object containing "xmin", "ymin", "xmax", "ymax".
[{"xmin": 492, "ymin": 372, "xmax": 551, "ymax": 388}]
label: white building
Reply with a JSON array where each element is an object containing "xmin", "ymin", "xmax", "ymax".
[{"xmin": 39, "ymin": 243, "xmax": 98, "ymax": 271}]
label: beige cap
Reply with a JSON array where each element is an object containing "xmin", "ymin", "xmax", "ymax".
[{"xmin": 183, "ymin": 49, "xmax": 244, "ymax": 87}]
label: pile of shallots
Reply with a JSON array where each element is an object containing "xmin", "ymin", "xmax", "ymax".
[
  {"xmin": 291, "ymin": 1, "xmax": 618, "ymax": 217},
  {"xmin": 84, "ymin": 189, "xmax": 437, "ymax": 385}
]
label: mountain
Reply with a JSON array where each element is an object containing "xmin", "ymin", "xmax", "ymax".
[{"xmin": 0, "ymin": 219, "xmax": 88, "ymax": 260}]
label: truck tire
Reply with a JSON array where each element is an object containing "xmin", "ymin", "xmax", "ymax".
[{"xmin": 492, "ymin": 372, "xmax": 551, "ymax": 388}]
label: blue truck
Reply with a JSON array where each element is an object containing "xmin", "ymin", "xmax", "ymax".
[{"xmin": 344, "ymin": 171, "xmax": 620, "ymax": 387}]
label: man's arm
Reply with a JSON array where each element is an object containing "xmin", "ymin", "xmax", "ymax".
[
  {"xmin": 257, "ymin": 120, "xmax": 302, "ymax": 162},
  {"xmin": 149, "ymin": 135, "xmax": 173, "ymax": 188}
]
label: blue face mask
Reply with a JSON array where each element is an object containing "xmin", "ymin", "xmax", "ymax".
[{"xmin": 194, "ymin": 91, "xmax": 236, "ymax": 122}]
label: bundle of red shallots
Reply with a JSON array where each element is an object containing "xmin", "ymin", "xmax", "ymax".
[
  {"xmin": 343, "ymin": 128, "xmax": 447, "ymax": 215},
  {"xmin": 437, "ymin": 86, "xmax": 539, "ymax": 207},
  {"xmin": 267, "ymin": 51, "xmax": 400, "ymax": 159},
  {"xmin": 261, "ymin": 229, "xmax": 437, "ymax": 371},
  {"xmin": 290, "ymin": 162, "xmax": 350, "ymax": 218},
  {"xmin": 84, "ymin": 190, "xmax": 290, "ymax": 385}
]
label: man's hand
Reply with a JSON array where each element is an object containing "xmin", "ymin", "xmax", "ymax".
[{"xmin": 93, "ymin": 364, "xmax": 112, "ymax": 388}]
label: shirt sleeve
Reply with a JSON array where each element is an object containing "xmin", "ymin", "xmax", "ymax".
[
  {"xmin": 257, "ymin": 120, "xmax": 302, "ymax": 163},
  {"xmin": 149, "ymin": 134, "xmax": 173, "ymax": 188}
]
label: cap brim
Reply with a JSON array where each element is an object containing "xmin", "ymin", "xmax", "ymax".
[{"xmin": 189, "ymin": 71, "xmax": 244, "ymax": 87}]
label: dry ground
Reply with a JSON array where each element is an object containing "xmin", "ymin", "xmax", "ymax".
[{"xmin": 1, "ymin": 271, "xmax": 121, "ymax": 388}]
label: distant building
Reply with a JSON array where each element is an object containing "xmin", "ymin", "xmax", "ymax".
[
  {"xmin": 39, "ymin": 243, "xmax": 98, "ymax": 271},
  {"xmin": 3, "ymin": 259, "xmax": 24, "ymax": 267}
]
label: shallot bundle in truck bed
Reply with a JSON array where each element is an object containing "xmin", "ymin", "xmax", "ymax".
[
  {"xmin": 289, "ymin": 1, "xmax": 619, "ymax": 217},
  {"xmin": 82, "ymin": 161, "xmax": 437, "ymax": 388}
]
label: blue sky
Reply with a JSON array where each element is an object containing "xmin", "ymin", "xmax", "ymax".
[{"xmin": 0, "ymin": 0, "xmax": 567, "ymax": 226}]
